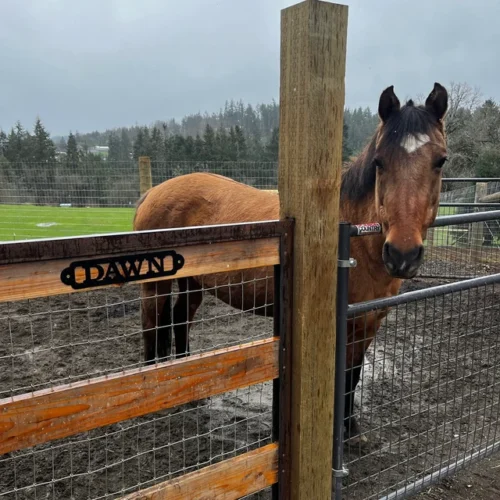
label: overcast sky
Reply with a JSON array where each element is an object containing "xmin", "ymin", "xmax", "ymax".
[{"xmin": 1, "ymin": 0, "xmax": 498, "ymax": 136}]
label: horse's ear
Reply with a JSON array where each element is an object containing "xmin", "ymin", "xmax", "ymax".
[
  {"xmin": 378, "ymin": 85, "xmax": 401, "ymax": 122},
  {"xmin": 425, "ymin": 82, "xmax": 448, "ymax": 121}
]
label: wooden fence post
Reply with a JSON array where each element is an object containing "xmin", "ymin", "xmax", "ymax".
[
  {"xmin": 470, "ymin": 182, "xmax": 488, "ymax": 250},
  {"xmin": 138, "ymin": 156, "xmax": 152, "ymax": 195},
  {"xmin": 278, "ymin": 1, "xmax": 348, "ymax": 498}
]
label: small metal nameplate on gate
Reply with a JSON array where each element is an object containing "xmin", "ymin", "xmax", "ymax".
[
  {"xmin": 353, "ymin": 223, "xmax": 382, "ymax": 236},
  {"xmin": 60, "ymin": 250, "xmax": 185, "ymax": 290}
]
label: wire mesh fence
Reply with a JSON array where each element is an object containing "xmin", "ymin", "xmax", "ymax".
[
  {"xmin": 0, "ymin": 267, "xmax": 276, "ymax": 498},
  {"xmin": 1, "ymin": 158, "xmax": 500, "ymax": 252},
  {"xmin": 0, "ymin": 386, "xmax": 273, "ymax": 499},
  {"xmin": 421, "ymin": 206, "xmax": 500, "ymax": 280},
  {"xmin": 150, "ymin": 161, "xmax": 277, "ymax": 191},
  {"xmin": 0, "ymin": 160, "xmax": 277, "ymax": 209},
  {"xmin": 0, "ymin": 160, "xmax": 278, "ymax": 241},
  {"xmin": 340, "ymin": 274, "xmax": 500, "ymax": 499}
]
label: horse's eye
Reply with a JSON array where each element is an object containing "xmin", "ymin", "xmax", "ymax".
[
  {"xmin": 373, "ymin": 158, "xmax": 384, "ymax": 171},
  {"xmin": 435, "ymin": 156, "xmax": 448, "ymax": 169}
]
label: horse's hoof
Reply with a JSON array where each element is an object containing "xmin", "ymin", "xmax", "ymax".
[
  {"xmin": 346, "ymin": 432, "xmax": 369, "ymax": 445},
  {"xmin": 344, "ymin": 425, "xmax": 370, "ymax": 449}
]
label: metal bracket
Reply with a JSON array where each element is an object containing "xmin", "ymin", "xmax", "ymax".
[
  {"xmin": 332, "ymin": 465, "xmax": 349, "ymax": 478},
  {"xmin": 338, "ymin": 257, "xmax": 357, "ymax": 268}
]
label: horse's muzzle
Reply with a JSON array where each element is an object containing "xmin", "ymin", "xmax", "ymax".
[{"xmin": 382, "ymin": 242, "xmax": 424, "ymax": 279}]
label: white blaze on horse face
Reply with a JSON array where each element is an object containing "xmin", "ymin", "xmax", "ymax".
[{"xmin": 400, "ymin": 133, "xmax": 430, "ymax": 154}]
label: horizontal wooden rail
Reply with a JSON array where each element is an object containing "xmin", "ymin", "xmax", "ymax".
[
  {"xmin": 0, "ymin": 220, "xmax": 289, "ymax": 265},
  {"xmin": 120, "ymin": 442, "xmax": 278, "ymax": 500},
  {"xmin": 0, "ymin": 337, "xmax": 279, "ymax": 455},
  {"xmin": 0, "ymin": 237, "xmax": 279, "ymax": 303},
  {"xmin": 479, "ymin": 191, "xmax": 500, "ymax": 203}
]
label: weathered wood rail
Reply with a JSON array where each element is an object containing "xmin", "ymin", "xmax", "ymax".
[{"xmin": 0, "ymin": 220, "xmax": 293, "ymax": 499}]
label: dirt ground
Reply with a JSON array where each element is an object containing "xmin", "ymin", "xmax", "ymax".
[
  {"xmin": 420, "ymin": 244, "xmax": 500, "ymax": 279},
  {"xmin": 0, "ymin": 261, "xmax": 500, "ymax": 499},
  {"xmin": 0, "ymin": 284, "xmax": 275, "ymax": 499},
  {"xmin": 341, "ymin": 275, "xmax": 500, "ymax": 499},
  {"xmin": 415, "ymin": 451, "xmax": 500, "ymax": 499}
]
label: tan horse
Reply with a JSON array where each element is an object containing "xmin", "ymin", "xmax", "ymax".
[{"xmin": 133, "ymin": 83, "xmax": 448, "ymax": 442}]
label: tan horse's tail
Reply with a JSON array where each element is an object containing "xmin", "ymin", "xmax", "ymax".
[{"xmin": 133, "ymin": 189, "xmax": 151, "ymax": 229}]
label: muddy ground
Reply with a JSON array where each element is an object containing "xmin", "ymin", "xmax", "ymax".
[
  {"xmin": 0, "ymin": 283, "xmax": 275, "ymax": 500},
  {"xmin": 1, "ymin": 264, "xmax": 500, "ymax": 499},
  {"xmin": 415, "ymin": 451, "xmax": 500, "ymax": 499},
  {"xmin": 341, "ymin": 276, "xmax": 500, "ymax": 499}
]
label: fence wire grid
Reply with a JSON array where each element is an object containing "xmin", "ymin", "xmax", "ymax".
[
  {"xmin": 422, "ymin": 210, "xmax": 500, "ymax": 280},
  {"xmin": 0, "ymin": 160, "xmax": 277, "ymax": 242},
  {"xmin": 339, "ymin": 275, "xmax": 500, "ymax": 500},
  {"xmin": 0, "ymin": 159, "xmax": 499, "ymax": 250},
  {"xmin": 0, "ymin": 269, "xmax": 275, "ymax": 499},
  {"xmin": 0, "ymin": 160, "xmax": 277, "ymax": 208}
]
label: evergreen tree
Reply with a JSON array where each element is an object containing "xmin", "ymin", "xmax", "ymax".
[
  {"xmin": 170, "ymin": 135, "xmax": 186, "ymax": 160},
  {"xmin": 163, "ymin": 134, "xmax": 171, "ymax": 161},
  {"xmin": 66, "ymin": 132, "xmax": 79, "ymax": 166},
  {"xmin": 0, "ymin": 130, "xmax": 8, "ymax": 157},
  {"xmin": 342, "ymin": 120, "xmax": 353, "ymax": 162},
  {"xmin": 120, "ymin": 129, "xmax": 132, "ymax": 161},
  {"xmin": 133, "ymin": 129, "xmax": 144, "ymax": 160},
  {"xmin": 193, "ymin": 134, "xmax": 204, "ymax": 161},
  {"xmin": 4, "ymin": 122, "xmax": 29, "ymax": 162},
  {"xmin": 184, "ymin": 136, "xmax": 195, "ymax": 160},
  {"xmin": 264, "ymin": 127, "xmax": 279, "ymax": 161},
  {"xmin": 203, "ymin": 124, "xmax": 216, "ymax": 161},
  {"xmin": 227, "ymin": 127, "xmax": 238, "ymax": 161},
  {"xmin": 142, "ymin": 127, "xmax": 151, "ymax": 156},
  {"xmin": 475, "ymin": 148, "xmax": 500, "ymax": 177},
  {"xmin": 107, "ymin": 132, "xmax": 121, "ymax": 162},
  {"xmin": 150, "ymin": 126, "xmax": 164, "ymax": 162},
  {"xmin": 234, "ymin": 125, "xmax": 247, "ymax": 160},
  {"xmin": 32, "ymin": 118, "xmax": 56, "ymax": 163},
  {"xmin": 133, "ymin": 128, "xmax": 151, "ymax": 159},
  {"xmin": 215, "ymin": 127, "xmax": 229, "ymax": 160},
  {"xmin": 58, "ymin": 137, "xmax": 67, "ymax": 153}
]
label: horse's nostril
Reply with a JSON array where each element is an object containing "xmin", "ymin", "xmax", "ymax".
[
  {"xmin": 416, "ymin": 245, "xmax": 424, "ymax": 261},
  {"xmin": 383, "ymin": 243, "xmax": 424, "ymax": 274},
  {"xmin": 408, "ymin": 245, "xmax": 424, "ymax": 263},
  {"xmin": 384, "ymin": 242, "xmax": 402, "ymax": 263}
]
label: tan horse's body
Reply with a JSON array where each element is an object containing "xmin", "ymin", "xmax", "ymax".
[
  {"xmin": 134, "ymin": 171, "xmax": 397, "ymax": 352},
  {"xmin": 134, "ymin": 83, "xmax": 449, "ymax": 441}
]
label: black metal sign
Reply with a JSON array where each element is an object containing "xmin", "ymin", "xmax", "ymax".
[{"xmin": 60, "ymin": 250, "xmax": 185, "ymax": 290}]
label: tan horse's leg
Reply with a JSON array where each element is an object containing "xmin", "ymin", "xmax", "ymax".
[
  {"xmin": 172, "ymin": 277, "xmax": 203, "ymax": 358},
  {"xmin": 140, "ymin": 280, "xmax": 174, "ymax": 363}
]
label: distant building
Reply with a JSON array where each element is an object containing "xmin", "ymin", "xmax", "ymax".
[{"xmin": 88, "ymin": 146, "xmax": 109, "ymax": 157}]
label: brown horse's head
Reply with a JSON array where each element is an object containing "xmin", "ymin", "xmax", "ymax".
[{"xmin": 372, "ymin": 82, "xmax": 448, "ymax": 278}]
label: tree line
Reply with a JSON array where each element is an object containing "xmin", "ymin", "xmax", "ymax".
[{"xmin": 1, "ymin": 83, "xmax": 499, "ymax": 206}]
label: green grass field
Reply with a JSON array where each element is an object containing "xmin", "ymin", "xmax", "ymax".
[
  {"xmin": 0, "ymin": 204, "xmax": 135, "ymax": 241},
  {"xmin": 0, "ymin": 203, "xmax": 477, "ymax": 245}
]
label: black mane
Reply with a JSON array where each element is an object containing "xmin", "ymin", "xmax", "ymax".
[{"xmin": 341, "ymin": 103, "xmax": 438, "ymax": 202}]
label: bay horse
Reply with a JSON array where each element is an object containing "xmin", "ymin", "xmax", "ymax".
[{"xmin": 133, "ymin": 83, "xmax": 448, "ymax": 443}]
